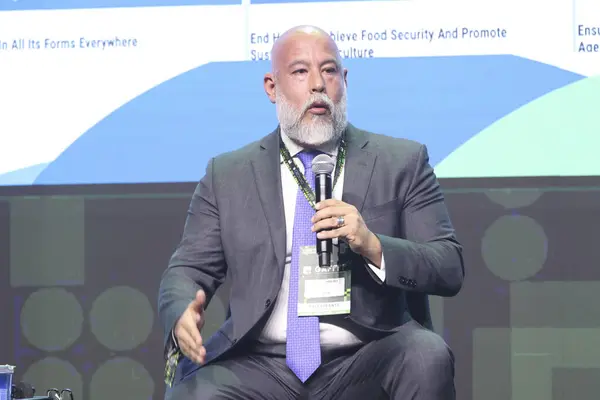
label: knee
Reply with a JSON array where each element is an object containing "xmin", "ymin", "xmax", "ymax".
[
  {"xmin": 401, "ymin": 330, "xmax": 454, "ymax": 381},
  {"xmin": 165, "ymin": 374, "xmax": 222, "ymax": 400}
]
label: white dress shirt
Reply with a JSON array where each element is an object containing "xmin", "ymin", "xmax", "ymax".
[{"xmin": 258, "ymin": 132, "xmax": 386, "ymax": 349}]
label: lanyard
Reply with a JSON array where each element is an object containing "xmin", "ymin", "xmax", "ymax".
[{"xmin": 280, "ymin": 137, "xmax": 347, "ymax": 210}]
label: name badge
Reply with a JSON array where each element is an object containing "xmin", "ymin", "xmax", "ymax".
[{"xmin": 297, "ymin": 244, "xmax": 351, "ymax": 316}]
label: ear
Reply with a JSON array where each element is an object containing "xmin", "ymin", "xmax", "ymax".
[
  {"xmin": 264, "ymin": 72, "xmax": 276, "ymax": 104},
  {"xmin": 343, "ymin": 68, "xmax": 348, "ymax": 87}
]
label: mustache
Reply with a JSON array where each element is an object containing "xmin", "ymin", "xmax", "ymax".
[{"xmin": 300, "ymin": 93, "xmax": 335, "ymax": 115}]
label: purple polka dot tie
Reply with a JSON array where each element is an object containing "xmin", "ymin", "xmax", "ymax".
[{"xmin": 286, "ymin": 150, "xmax": 321, "ymax": 382}]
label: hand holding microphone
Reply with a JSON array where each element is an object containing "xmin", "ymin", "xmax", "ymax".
[
  {"xmin": 310, "ymin": 155, "xmax": 383, "ymax": 267},
  {"xmin": 311, "ymin": 154, "xmax": 335, "ymax": 267}
]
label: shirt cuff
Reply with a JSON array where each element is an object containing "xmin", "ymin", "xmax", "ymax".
[{"xmin": 366, "ymin": 254, "xmax": 385, "ymax": 282}]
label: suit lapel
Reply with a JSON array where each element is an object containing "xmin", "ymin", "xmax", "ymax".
[
  {"xmin": 341, "ymin": 125, "xmax": 376, "ymax": 212},
  {"xmin": 251, "ymin": 127, "xmax": 287, "ymax": 268}
]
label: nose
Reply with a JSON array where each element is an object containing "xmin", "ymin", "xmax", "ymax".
[
  {"xmin": 310, "ymin": 72, "xmax": 325, "ymax": 93},
  {"xmin": 311, "ymin": 83, "xmax": 325, "ymax": 93}
]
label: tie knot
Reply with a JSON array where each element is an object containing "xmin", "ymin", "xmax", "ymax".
[{"xmin": 297, "ymin": 150, "xmax": 320, "ymax": 171}]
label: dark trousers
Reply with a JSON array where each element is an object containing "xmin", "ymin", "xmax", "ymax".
[{"xmin": 165, "ymin": 320, "xmax": 455, "ymax": 400}]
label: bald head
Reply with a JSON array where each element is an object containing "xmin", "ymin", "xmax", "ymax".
[
  {"xmin": 270, "ymin": 25, "xmax": 342, "ymax": 75},
  {"xmin": 263, "ymin": 25, "xmax": 348, "ymax": 148}
]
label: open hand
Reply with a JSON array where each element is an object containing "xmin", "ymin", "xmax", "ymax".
[{"xmin": 174, "ymin": 290, "xmax": 207, "ymax": 364}]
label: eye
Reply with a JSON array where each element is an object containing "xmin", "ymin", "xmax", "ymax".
[
  {"xmin": 293, "ymin": 68, "xmax": 308, "ymax": 74},
  {"xmin": 324, "ymin": 67, "xmax": 337, "ymax": 73}
]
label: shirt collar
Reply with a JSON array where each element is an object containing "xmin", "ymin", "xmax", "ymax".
[{"xmin": 279, "ymin": 129, "xmax": 339, "ymax": 163}]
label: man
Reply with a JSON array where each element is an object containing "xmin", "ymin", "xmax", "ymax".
[{"xmin": 158, "ymin": 25, "xmax": 464, "ymax": 399}]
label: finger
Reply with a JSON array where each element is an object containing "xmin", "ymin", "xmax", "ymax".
[
  {"xmin": 186, "ymin": 347, "xmax": 205, "ymax": 365},
  {"xmin": 197, "ymin": 345, "xmax": 207, "ymax": 363},
  {"xmin": 190, "ymin": 290, "xmax": 206, "ymax": 311},
  {"xmin": 312, "ymin": 216, "xmax": 346, "ymax": 232},
  {"xmin": 315, "ymin": 199, "xmax": 344, "ymax": 210},
  {"xmin": 197, "ymin": 312, "xmax": 205, "ymax": 330},
  {"xmin": 317, "ymin": 226, "xmax": 348, "ymax": 240},
  {"xmin": 176, "ymin": 329, "xmax": 198, "ymax": 358},
  {"xmin": 177, "ymin": 329, "xmax": 195, "ymax": 351},
  {"xmin": 195, "ymin": 290, "xmax": 206, "ymax": 305},
  {"xmin": 189, "ymin": 310, "xmax": 202, "ymax": 326},
  {"xmin": 187, "ymin": 344, "xmax": 206, "ymax": 365},
  {"xmin": 189, "ymin": 344, "xmax": 206, "ymax": 365},
  {"xmin": 176, "ymin": 321, "xmax": 203, "ymax": 347},
  {"xmin": 312, "ymin": 205, "xmax": 354, "ymax": 223},
  {"xmin": 178, "ymin": 328, "xmax": 205, "ymax": 364},
  {"xmin": 182, "ymin": 318, "xmax": 203, "ymax": 348}
]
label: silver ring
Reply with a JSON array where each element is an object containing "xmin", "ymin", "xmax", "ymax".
[{"xmin": 336, "ymin": 216, "xmax": 345, "ymax": 227}]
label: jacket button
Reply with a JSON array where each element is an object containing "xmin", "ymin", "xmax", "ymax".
[{"xmin": 265, "ymin": 299, "xmax": 272, "ymax": 308}]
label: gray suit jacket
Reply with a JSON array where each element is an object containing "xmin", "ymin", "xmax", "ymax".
[{"xmin": 158, "ymin": 124, "xmax": 465, "ymax": 384}]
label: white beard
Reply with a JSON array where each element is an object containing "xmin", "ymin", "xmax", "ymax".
[{"xmin": 275, "ymin": 89, "xmax": 348, "ymax": 148}]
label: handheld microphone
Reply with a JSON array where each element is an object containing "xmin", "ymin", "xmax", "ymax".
[{"xmin": 312, "ymin": 154, "xmax": 335, "ymax": 267}]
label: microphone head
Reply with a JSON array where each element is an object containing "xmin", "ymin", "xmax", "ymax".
[{"xmin": 312, "ymin": 154, "xmax": 335, "ymax": 175}]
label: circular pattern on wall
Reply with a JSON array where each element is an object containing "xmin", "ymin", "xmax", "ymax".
[
  {"xmin": 484, "ymin": 188, "xmax": 543, "ymax": 209},
  {"xmin": 22, "ymin": 357, "xmax": 82, "ymax": 398},
  {"xmin": 481, "ymin": 214, "xmax": 548, "ymax": 281},
  {"xmin": 89, "ymin": 286, "xmax": 154, "ymax": 351},
  {"xmin": 20, "ymin": 288, "xmax": 83, "ymax": 351},
  {"xmin": 89, "ymin": 357, "xmax": 153, "ymax": 400}
]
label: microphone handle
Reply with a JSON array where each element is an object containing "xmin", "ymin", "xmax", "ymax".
[{"xmin": 314, "ymin": 172, "xmax": 333, "ymax": 267}]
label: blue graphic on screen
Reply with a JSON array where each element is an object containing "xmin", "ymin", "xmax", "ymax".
[
  {"xmin": 0, "ymin": 0, "xmax": 239, "ymax": 11},
  {"xmin": 0, "ymin": 0, "xmax": 376, "ymax": 10},
  {"xmin": 25, "ymin": 56, "xmax": 581, "ymax": 185}
]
